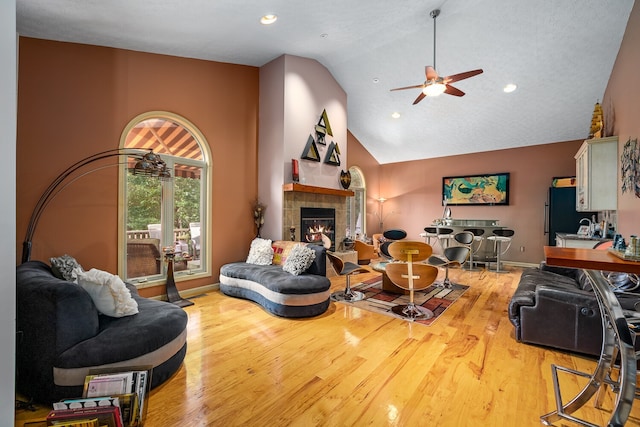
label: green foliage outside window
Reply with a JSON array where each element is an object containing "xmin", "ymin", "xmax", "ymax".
[{"xmin": 127, "ymin": 173, "xmax": 201, "ymax": 231}]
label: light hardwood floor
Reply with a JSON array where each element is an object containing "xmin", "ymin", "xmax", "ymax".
[{"xmin": 15, "ymin": 265, "xmax": 640, "ymax": 426}]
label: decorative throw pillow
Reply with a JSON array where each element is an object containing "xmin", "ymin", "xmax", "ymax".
[
  {"xmin": 271, "ymin": 240, "xmax": 298, "ymax": 266},
  {"xmin": 76, "ymin": 268, "xmax": 139, "ymax": 317},
  {"xmin": 246, "ymin": 238, "xmax": 274, "ymax": 265},
  {"xmin": 282, "ymin": 244, "xmax": 316, "ymax": 276},
  {"xmin": 50, "ymin": 254, "xmax": 84, "ymax": 282}
]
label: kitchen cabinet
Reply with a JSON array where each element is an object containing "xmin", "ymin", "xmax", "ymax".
[{"xmin": 575, "ymin": 136, "xmax": 618, "ymax": 211}]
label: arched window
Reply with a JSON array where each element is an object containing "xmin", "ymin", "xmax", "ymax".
[
  {"xmin": 119, "ymin": 112, "xmax": 210, "ymax": 283},
  {"xmin": 347, "ymin": 166, "xmax": 366, "ymax": 238}
]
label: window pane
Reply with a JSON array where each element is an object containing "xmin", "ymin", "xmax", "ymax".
[
  {"xmin": 126, "ymin": 170, "xmax": 163, "ymax": 279},
  {"xmin": 174, "ymin": 164, "xmax": 202, "ymax": 270}
]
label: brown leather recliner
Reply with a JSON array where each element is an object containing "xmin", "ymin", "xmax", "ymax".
[{"xmin": 508, "ymin": 262, "xmax": 640, "ymax": 356}]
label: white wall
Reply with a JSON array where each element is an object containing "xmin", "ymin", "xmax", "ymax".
[
  {"xmin": 283, "ymin": 56, "xmax": 347, "ymax": 189},
  {"xmin": 258, "ymin": 54, "xmax": 348, "ymax": 240},
  {"xmin": 0, "ymin": 0, "xmax": 17, "ymax": 421}
]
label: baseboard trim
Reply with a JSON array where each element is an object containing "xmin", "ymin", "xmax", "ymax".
[
  {"xmin": 503, "ymin": 261, "xmax": 538, "ymax": 268},
  {"xmin": 150, "ymin": 283, "xmax": 219, "ymax": 301}
]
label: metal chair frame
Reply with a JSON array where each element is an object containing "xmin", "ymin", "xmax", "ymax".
[
  {"xmin": 427, "ymin": 231, "xmax": 473, "ymax": 288},
  {"xmin": 486, "ymin": 229, "xmax": 515, "ymax": 273},
  {"xmin": 463, "ymin": 228, "xmax": 485, "ymax": 271}
]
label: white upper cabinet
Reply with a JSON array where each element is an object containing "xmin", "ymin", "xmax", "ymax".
[{"xmin": 575, "ymin": 136, "xmax": 618, "ymax": 211}]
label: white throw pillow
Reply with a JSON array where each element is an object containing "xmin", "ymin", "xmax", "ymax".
[
  {"xmin": 282, "ymin": 244, "xmax": 316, "ymax": 275},
  {"xmin": 246, "ymin": 238, "xmax": 274, "ymax": 265},
  {"xmin": 76, "ymin": 268, "xmax": 139, "ymax": 317}
]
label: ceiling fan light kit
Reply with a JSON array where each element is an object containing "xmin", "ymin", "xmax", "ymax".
[
  {"xmin": 423, "ymin": 83, "xmax": 446, "ymax": 97},
  {"xmin": 390, "ymin": 8, "xmax": 483, "ymax": 104}
]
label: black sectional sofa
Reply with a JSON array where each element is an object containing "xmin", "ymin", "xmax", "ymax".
[
  {"xmin": 508, "ymin": 262, "xmax": 640, "ymax": 356},
  {"xmin": 16, "ymin": 261, "xmax": 188, "ymax": 403}
]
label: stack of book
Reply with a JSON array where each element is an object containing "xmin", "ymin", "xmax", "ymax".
[{"xmin": 44, "ymin": 367, "xmax": 152, "ymax": 427}]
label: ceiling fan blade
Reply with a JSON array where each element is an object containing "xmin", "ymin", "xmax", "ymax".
[
  {"xmin": 444, "ymin": 69, "xmax": 483, "ymax": 84},
  {"xmin": 390, "ymin": 84, "xmax": 425, "ymax": 92},
  {"xmin": 413, "ymin": 92, "xmax": 427, "ymax": 105},
  {"xmin": 425, "ymin": 66, "xmax": 438, "ymax": 80},
  {"xmin": 444, "ymin": 84, "xmax": 465, "ymax": 97}
]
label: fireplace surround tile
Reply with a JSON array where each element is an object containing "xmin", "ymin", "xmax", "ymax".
[{"xmin": 283, "ymin": 191, "xmax": 348, "ymax": 249}]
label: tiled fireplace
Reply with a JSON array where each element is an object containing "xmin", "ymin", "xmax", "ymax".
[
  {"xmin": 282, "ymin": 185, "xmax": 351, "ymax": 251},
  {"xmin": 300, "ymin": 207, "xmax": 336, "ymax": 250}
]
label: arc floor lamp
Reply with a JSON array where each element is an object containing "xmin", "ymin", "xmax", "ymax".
[{"xmin": 21, "ymin": 148, "xmax": 171, "ymax": 264}]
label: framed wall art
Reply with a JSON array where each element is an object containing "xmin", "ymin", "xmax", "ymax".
[{"xmin": 442, "ymin": 172, "xmax": 510, "ymax": 206}]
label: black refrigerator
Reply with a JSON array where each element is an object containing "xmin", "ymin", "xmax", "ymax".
[{"xmin": 544, "ymin": 187, "xmax": 596, "ymax": 246}]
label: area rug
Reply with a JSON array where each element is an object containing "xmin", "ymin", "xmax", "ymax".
[{"xmin": 338, "ymin": 275, "xmax": 469, "ymax": 326}]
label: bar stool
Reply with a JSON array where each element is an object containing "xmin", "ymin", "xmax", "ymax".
[
  {"xmin": 327, "ymin": 252, "xmax": 369, "ymax": 302},
  {"xmin": 463, "ymin": 228, "xmax": 485, "ymax": 271},
  {"xmin": 422, "ymin": 226, "xmax": 454, "ymax": 253},
  {"xmin": 486, "ymin": 229, "xmax": 515, "ymax": 273}
]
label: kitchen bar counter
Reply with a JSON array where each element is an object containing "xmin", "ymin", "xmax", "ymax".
[
  {"xmin": 544, "ymin": 245, "xmax": 640, "ymax": 274},
  {"xmin": 541, "ymin": 245, "xmax": 637, "ymax": 425},
  {"xmin": 423, "ymin": 219, "xmax": 505, "ymax": 262}
]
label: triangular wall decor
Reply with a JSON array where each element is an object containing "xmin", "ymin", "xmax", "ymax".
[
  {"xmin": 324, "ymin": 141, "xmax": 341, "ymax": 166},
  {"xmin": 301, "ymin": 134, "xmax": 321, "ymax": 162},
  {"xmin": 314, "ymin": 109, "xmax": 333, "ymax": 145}
]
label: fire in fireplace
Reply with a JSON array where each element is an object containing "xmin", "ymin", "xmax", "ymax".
[{"xmin": 300, "ymin": 207, "xmax": 336, "ymax": 251}]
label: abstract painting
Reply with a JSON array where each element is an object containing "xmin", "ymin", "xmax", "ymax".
[{"xmin": 443, "ymin": 173, "xmax": 510, "ymax": 206}]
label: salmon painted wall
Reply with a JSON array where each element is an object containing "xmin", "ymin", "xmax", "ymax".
[
  {"xmin": 347, "ymin": 130, "xmax": 381, "ymax": 231},
  {"xmin": 17, "ymin": 37, "xmax": 259, "ymax": 297},
  {"xmin": 347, "ymin": 134, "xmax": 584, "ymax": 264},
  {"xmin": 604, "ymin": 0, "xmax": 640, "ymax": 237}
]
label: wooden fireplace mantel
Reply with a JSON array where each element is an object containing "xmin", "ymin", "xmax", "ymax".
[{"xmin": 283, "ymin": 183, "xmax": 354, "ymax": 197}]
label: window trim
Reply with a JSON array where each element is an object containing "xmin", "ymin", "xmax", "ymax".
[
  {"xmin": 117, "ymin": 111, "xmax": 212, "ymax": 286},
  {"xmin": 347, "ymin": 166, "xmax": 366, "ymax": 238}
]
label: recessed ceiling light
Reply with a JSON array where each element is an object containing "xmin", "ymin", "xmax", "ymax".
[
  {"xmin": 260, "ymin": 14, "xmax": 277, "ymax": 25},
  {"xmin": 391, "ymin": 112, "xmax": 401, "ymax": 119},
  {"xmin": 372, "ymin": 78, "xmax": 380, "ymax": 84},
  {"xmin": 503, "ymin": 83, "xmax": 517, "ymax": 93}
]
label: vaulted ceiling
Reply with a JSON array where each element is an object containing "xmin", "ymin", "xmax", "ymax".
[{"xmin": 16, "ymin": 0, "xmax": 635, "ymax": 164}]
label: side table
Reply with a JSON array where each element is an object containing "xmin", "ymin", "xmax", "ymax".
[{"xmin": 164, "ymin": 251, "xmax": 194, "ymax": 307}]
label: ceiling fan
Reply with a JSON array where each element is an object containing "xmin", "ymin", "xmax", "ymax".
[{"xmin": 390, "ymin": 9, "xmax": 483, "ymax": 105}]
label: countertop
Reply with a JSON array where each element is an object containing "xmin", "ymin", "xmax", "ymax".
[{"xmin": 556, "ymin": 232, "xmax": 612, "ymax": 242}]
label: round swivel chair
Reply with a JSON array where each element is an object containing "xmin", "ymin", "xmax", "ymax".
[
  {"xmin": 327, "ymin": 252, "xmax": 369, "ymax": 302},
  {"xmin": 486, "ymin": 229, "xmax": 515, "ymax": 273},
  {"xmin": 385, "ymin": 241, "xmax": 438, "ymax": 320},
  {"xmin": 379, "ymin": 229, "xmax": 408, "ymax": 259},
  {"xmin": 462, "ymin": 228, "xmax": 485, "ymax": 271}
]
